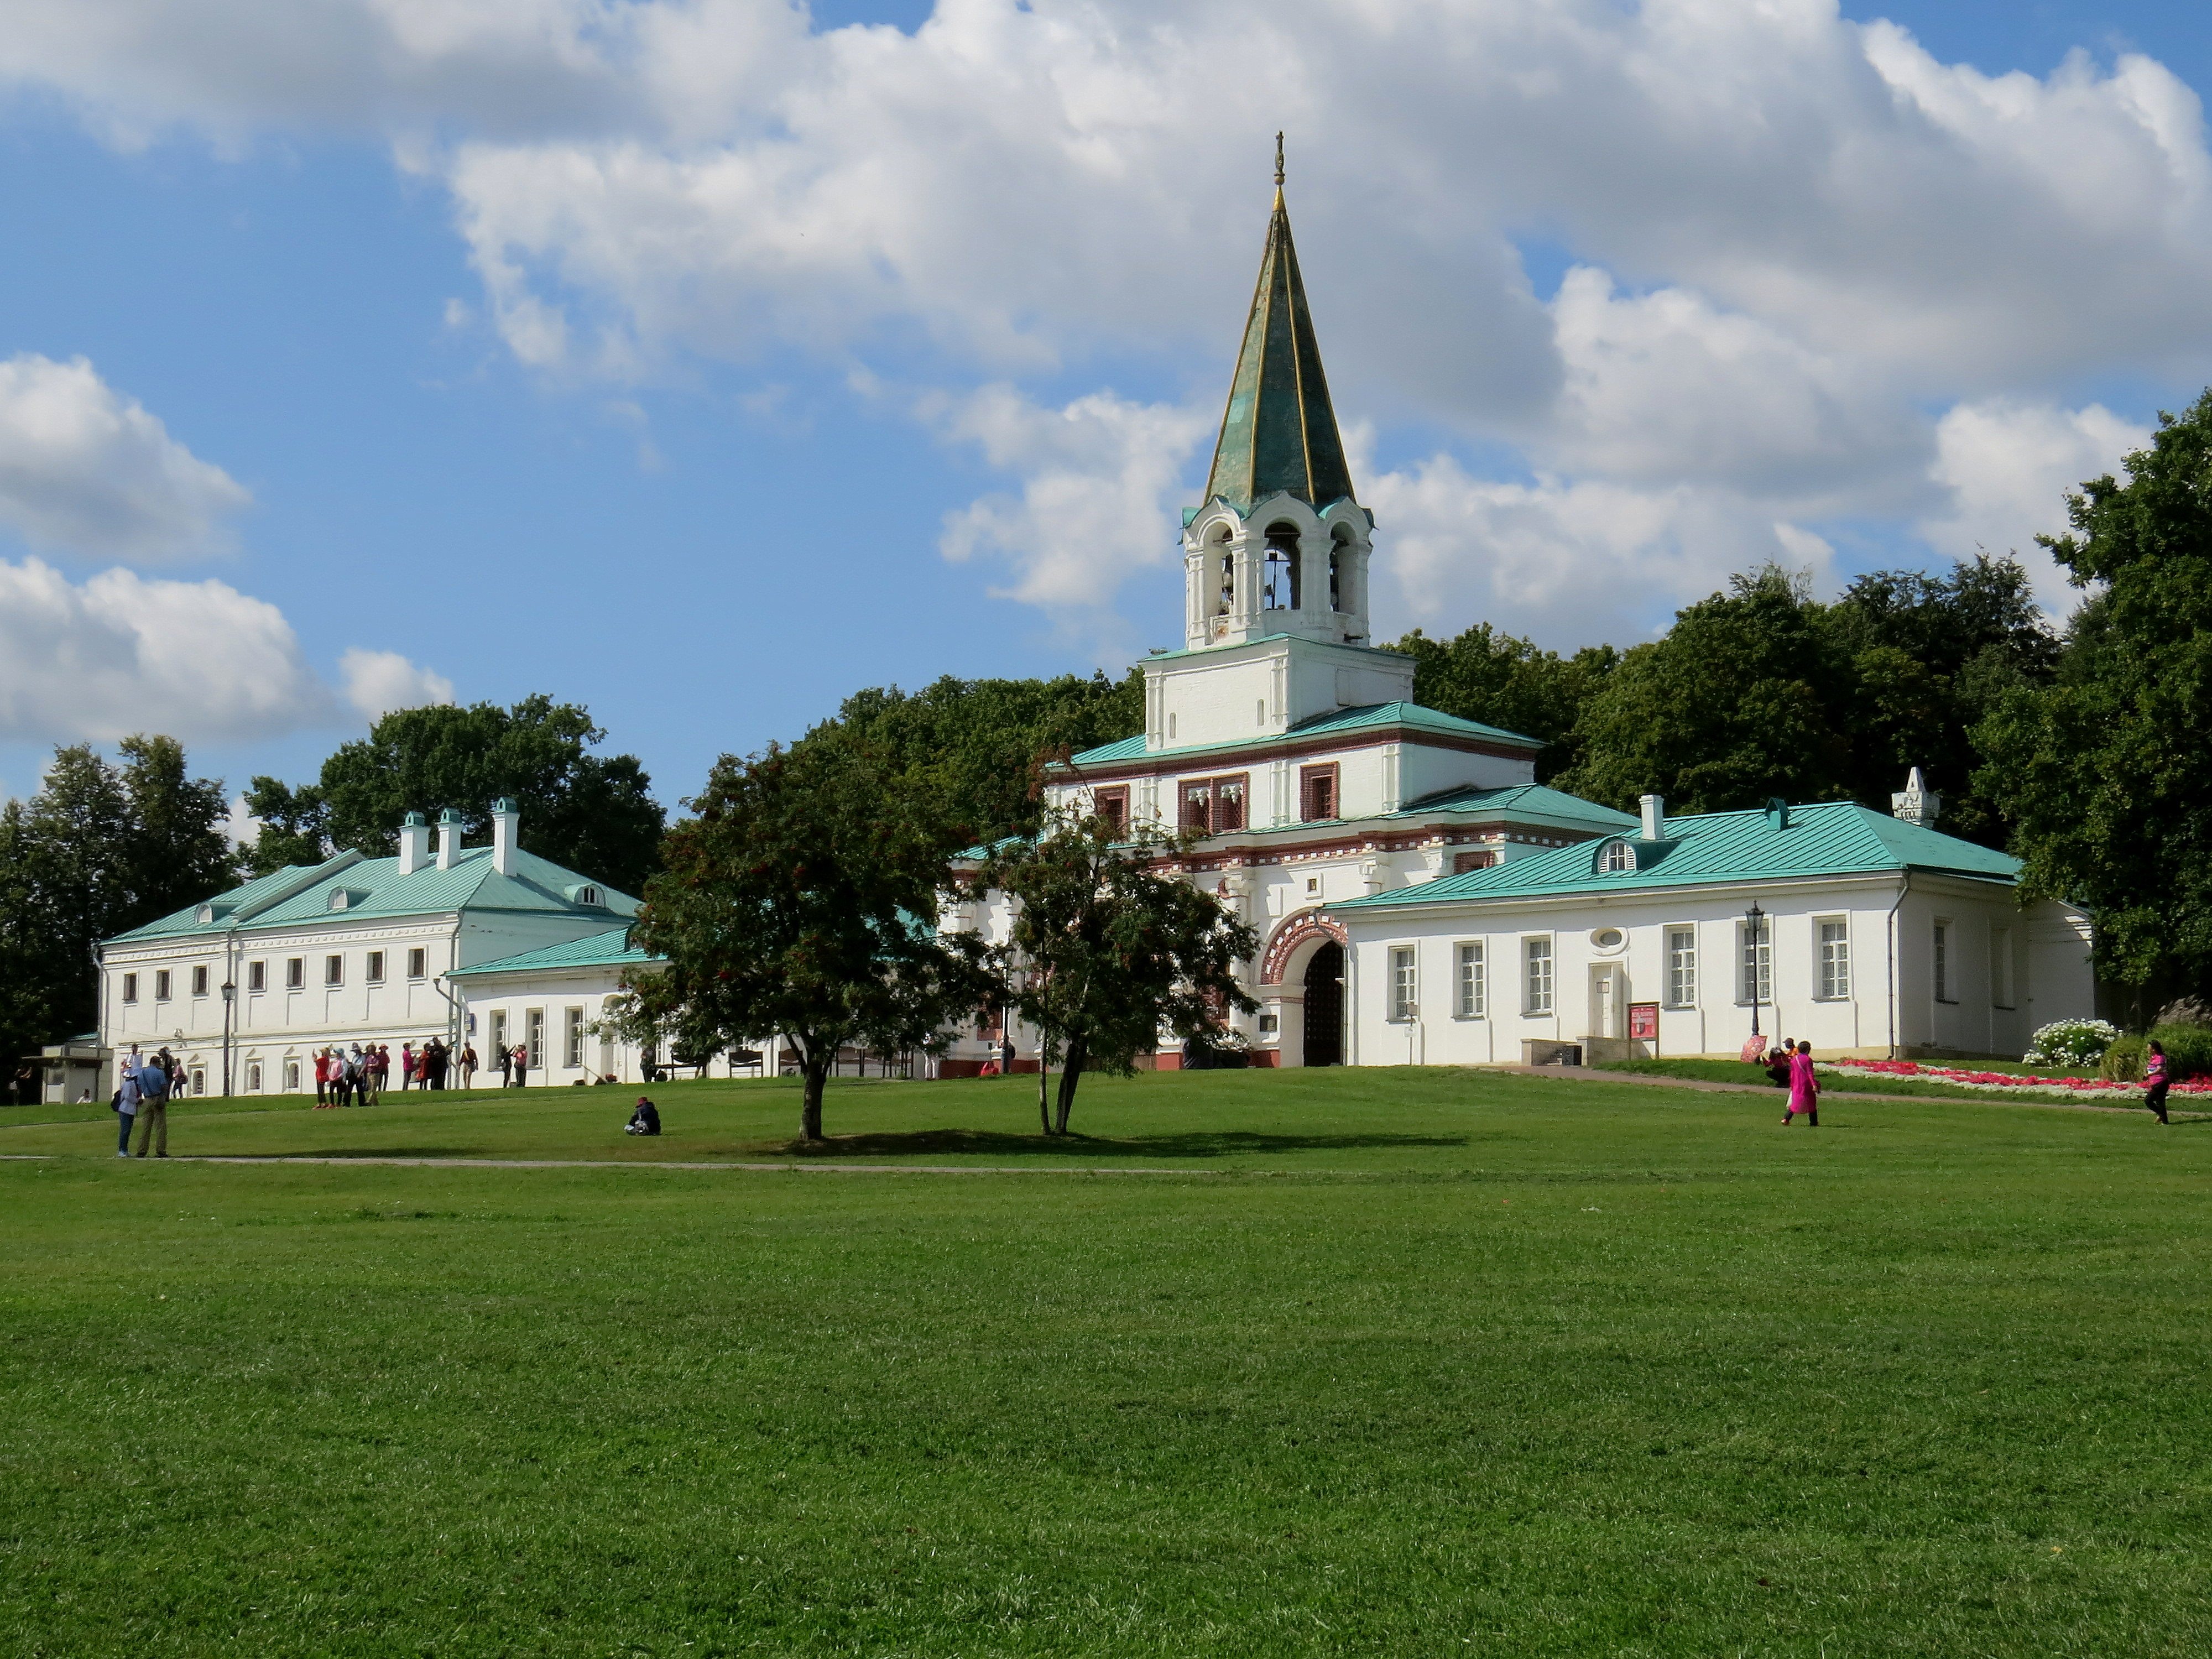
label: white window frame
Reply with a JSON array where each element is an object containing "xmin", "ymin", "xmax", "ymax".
[
  {"xmin": 283, "ymin": 1058, "xmax": 300, "ymax": 1093},
  {"xmin": 564, "ymin": 1006, "xmax": 586, "ymax": 1069},
  {"xmin": 1600, "ymin": 841, "xmax": 1635, "ymax": 873},
  {"xmin": 324, "ymin": 953, "xmax": 345, "ymax": 988},
  {"xmin": 1388, "ymin": 947, "xmax": 1418, "ymax": 1023},
  {"xmin": 154, "ymin": 969, "xmax": 171, "ymax": 1002},
  {"xmin": 1933, "ymin": 920, "xmax": 1954, "ymax": 1004},
  {"xmin": 191, "ymin": 965, "xmax": 209, "ymax": 998},
  {"xmin": 122, "ymin": 972, "xmax": 139, "ymax": 1004},
  {"xmin": 285, "ymin": 957, "xmax": 304, "ymax": 990},
  {"xmin": 1665, "ymin": 926, "xmax": 1697, "ymax": 1009},
  {"xmin": 525, "ymin": 1008, "xmax": 546, "ymax": 1068},
  {"xmin": 489, "ymin": 1009, "xmax": 509, "ymax": 1062},
  {"xmin": 247, "ymin": 960, "xmax": 265, "ymax": 993},
  {"xmin": 1524, "ymin": 936, "xmax": 1554, "ymax": 1016},
  {"xmin": 407, "ymin": 947, "xmax": 427, "ymax": 981},
  {"xmin": 1737, "ymin": 922, "xmax": 1772, "ymax": 1006},
  {"xmin": 246, "ymin": 1061, "xmax": 263, "ymax": 1093},
  {"xmin": 1455, "ymin": 941, "xmax": 1486, "ymax": 1020},
  {"xmin": 1817, "ymin": 917, "xmax": 1850, "ymax": 1000},
  {"xmin": 366, "ymin": 950, "xmax": 385, "ymax": 985}
]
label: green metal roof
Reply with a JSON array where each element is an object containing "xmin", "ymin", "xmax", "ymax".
[
  {"xmin": 1201, "ymin": 185, "xmax": 1355, "ymax": 514},
  {"xmin": 1387, "ymin": 783, "xmax": 1639, "ymax": 833},
  {"xmin": 447, "ymin": 926, "xmax": 656, "ymax": 979},
  {"xmin": 108, "ymin": 844, "xmax": 640, "ymax": 944},
  {"xmin": 1066, "ymin": 701, "xmax": 1540, "ymax": 770},
  {"xmin": 1334, "ymin": 800, "xmax": 2020, "ymax": 911}
]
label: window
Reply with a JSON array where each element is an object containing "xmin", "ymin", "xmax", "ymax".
[
  {"xmin": 324, "ymin": 953, "xmax": 344, "ymax": 988},
  {"xmin": 1818, "ymin": 919, "xmax": 1850, "ymax": 999},
  {"xmin": 189, "ymin": 1068, "xmax": 205, "ymax": 1097},
  {"xmin": 408, "ymin": 947, "xmax": 426, "ymax": 980},
  {"xmin": 525, "ymin": 1008, "xmax": 545, "ymax": 1069},
  {"xmin": 122, "ymin": 973, "xmax": 139, "ymax": 1004},
  {"xmin": 1256, "ymin": 698, "xmax": 1267, "ymax": 726},
  {"xmin": 1180, "ymin": 774, "xmax": 1248, "ymax": 835},
  {"xmin": 283, "ymin": 1059, "xmax": 300, "ymax": 1093},
  {"xmin": 246, "ymin": 1062, "xmax": 262, "ymax": 1093},
  {"xmin": 192, "ymin": 965, "xmax": 209, "ymax": 997},
  {"xmin": 573, "ymin": 886, "xmax": 603, "ymax": 907},
  {"xmin": 1453, "ymin": 850, "xmax": 1496, "ymax": 875},
  {"xmin": 247, "ymin": 961, "xmax": 265, "ymax": 993},
  {"xmin": 1457, "ymin": 942, "xmax": 1486, "ymax": 1019},
  {"xmin": 565, "ymin": 1007, "xmax": 585, "ymax": 1070},
  {"xmin": 1299, "ymin": 763, "xmax": 1340, "ymax": 823},
  {"xmin": 285, "ymin": 957, "xmax": 305, "ymax": 990},
  {"xmin": 1991, "ymin": 927, "xmax": 2014, "ymax": 1008},
  {"xmin": 1389, "ymin": 947, "xmax": 1418, "ymax": 1022},
  {"xmin": 1666, "ymin": 927, "xmax": 1697, "ymax": 1008},
  {"xmin": 1524, "ymin": 937, "xmax": 1554, "ymax": 1015},
  {"xmin": 1261, "ymin": 525, "xmax": 1301, "ymax": 611},
  {"xmin": 366, "ymin": 951, "xmax": 385, "ymax": 984},
  {"xmin": 1600, "ymin": 841, "xmax": 1636, "ymax": 873},
  {"xmin": 1933, "ymin": 922, "xmax": 1953, "ymax": 1003},
  {"xmin": 489, "ymin": 1009, "xmax": 508, "ymax": 1062},
  {"xmin": 155, "ymin": 969, "xmax": 171, "ymax": 1001},
  {"xmin": 1739, "ymin": 922, "xmax": 1772, "ymax": 1005},
  {"xmin": 1093, "ymin": 787, "xmax": 1129, "ymax": 836}
]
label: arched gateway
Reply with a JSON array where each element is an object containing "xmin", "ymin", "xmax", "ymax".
[{"xmin": 1259, "ymin": 910, "xmax": 1348, "ymax": 1068}]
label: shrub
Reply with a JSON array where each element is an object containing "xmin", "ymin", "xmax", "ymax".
[
  {"xmin": 2150, "ymin": 1021, "xmax": 2212, "ymax": 1081},
  {"xmin": 2023, "ymin": 1018, "xmax": 2119, "ymax": 1068},
  {"xmin": 2101, "ymin": 1035, "xmax": 2147, "ymax": 1083}
]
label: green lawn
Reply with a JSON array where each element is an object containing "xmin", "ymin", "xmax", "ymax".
[{"xmin": 5, "ymin": 1069, "xmax": 2210, "ymax": 1655}]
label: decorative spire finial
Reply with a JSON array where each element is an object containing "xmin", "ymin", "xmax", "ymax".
[{"xmin": 1274, "ymin": 132, "xmax": 1285, "ymax": 189}]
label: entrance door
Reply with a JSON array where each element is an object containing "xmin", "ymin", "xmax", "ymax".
[
  {"xmin": 1303, "ymin": 942, "xmax": 1344, "ymax": 1067},
  {"xmin": 1592, "ymin": 966, "xmax": 1621, "ymax": 1039}
]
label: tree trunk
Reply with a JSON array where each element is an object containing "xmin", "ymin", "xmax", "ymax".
[
  {"xmin": 801, "ymin": 1053, "xmax": 829, "ymax": 1142},
  {"xmin": 1053, "ymin": 1036, "xmax": 1086, "ymax": 1136},
  {"xmin": 1037, "ymin": 1040, "xmax": 1053, "ymax": 1136}
]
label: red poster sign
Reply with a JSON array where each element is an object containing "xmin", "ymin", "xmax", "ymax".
[{"xmin": 1628, "ymin": 1002, "xmax": 1660, "ymax": 1042}]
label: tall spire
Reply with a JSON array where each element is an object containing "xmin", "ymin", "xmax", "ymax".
[{"xmin": 1202, "ymin": 140, "xmax": 1356, "ymax": 514}]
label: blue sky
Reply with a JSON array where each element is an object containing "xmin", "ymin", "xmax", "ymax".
[{"xmin": 3, "ymin": 0, "xmax": 2210, "ymax": 820}]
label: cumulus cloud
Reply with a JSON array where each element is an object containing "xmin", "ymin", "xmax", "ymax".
[
  {"xmin": 339, "ymin": 646, "xmax": 457, "ymax": 719},
  {"xmin": 0, "ymin": 353, "xmax": 252, "ymax": 560},
  {"xmin": 933, "ymin": 383, "xmax": 1209, "ymax": 640},
  {"xmin": 1919, "ymin": 399, "xmax": 2153, "ymax": 607},
  {"xmin": 0, "ymin": 558, "xmax": 452, "ymax": 745}
]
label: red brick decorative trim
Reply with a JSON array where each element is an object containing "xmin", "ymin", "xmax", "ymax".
[{"xmin": 1259, "ymin": 909, "xmax": 1349, "ymax": 985}]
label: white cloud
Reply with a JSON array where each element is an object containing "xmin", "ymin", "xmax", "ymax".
[
  {"xmin": 339, "ymin": 646, "xmax": 457, "ymax": 719},
  {"xmin": 0, "ymin": 353, "xmax": 251, "ymax": 560},
  {"xmin": 933, "ymin": 383, "xmax": 1209, "ymax": 645},
  {"xmin": 1919, "ymin": 398, "xmax": 2153, "ymax": 607},
  {"xmin": 220, "ymin": 793, "xmax": 259, "ymax": 847},
  {"xmin": 0, "ymin": 558, "xmax": 453, "ymax": 744}
]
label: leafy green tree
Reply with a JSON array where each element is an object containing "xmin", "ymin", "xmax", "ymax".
[
  {"xmin": 972, "ymin": 808, "xmax": 1257, "ymax": 1136},
  {"xmin": 0, "ymin": 738, "xmax": 236, "ymax": 1070},
  {"xmin": 614, "ymin": 736, "xmax": 983, "ymax": 1142},
  {"xmin": 1387, "ymin": 624, "xmax": 1618, "ymax": 782},
  {"xmin": 1976, "ymin": 392, "xmax": 2212, "ymax": 1007},
  {"xmin": 244, "ymin": 695, "xmax": 665, "ymax": 894},
  {"xmin": 818, "ymin": 671, "xmax": 1145, "ymax": 843}
]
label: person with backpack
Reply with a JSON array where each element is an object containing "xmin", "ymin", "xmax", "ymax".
[
  {"xmin": 624, "ymin": 1096, "xmax": 661, "ymax": 1136},
  {"xmin": 132, "ymin": 1051, "xmax": 173, "ymax": 1157}
]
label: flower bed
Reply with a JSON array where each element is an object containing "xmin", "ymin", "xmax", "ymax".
[{"xmin": 1818, "ymin": 1057, "xmax": 2212, "ymax": 1099}]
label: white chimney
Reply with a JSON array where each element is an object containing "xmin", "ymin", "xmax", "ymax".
[
  {"xmin": 1640, "ymin": 794, "xmax": 1665, "ymax": 841},
  {"xmin": 491, "ymin": 797, "xmax": 519, "ymax": 877},
  {"xmin": 396, "ymin": 811, "xmax": 429, "ymax": 875},
  {"xmin": 434, "ymin": 808, "xmax": 463, "ymax": 871}
]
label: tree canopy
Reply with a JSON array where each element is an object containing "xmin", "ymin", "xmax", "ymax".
[
  {"xmin": 1387, "ymin": 624, "xmax": 1619, "ymax": 783},
  {"xmin": 1978, "ymin": 392, "xmax": 2212, "ymax": 1008},
  {"xmin": 0, "ymin": 738, "xmax": 237, "ymax": 1070},
  {"xmin": 244, "ymin": 695, "xmax": 665, "ymax": 895}
]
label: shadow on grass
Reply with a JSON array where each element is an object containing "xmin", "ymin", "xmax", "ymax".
[{"xmin": 773, "ymin": 1128, "xmax": 1470, "ymax": 1161}]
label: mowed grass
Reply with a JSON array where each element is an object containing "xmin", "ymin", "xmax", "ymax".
[
  {"xmin": 4, "ymin": 1070, "xmax": 2211, "ymax": 1655},
  {"xmin": 1598, "ymin": 1055, "xmax": 2163, "ymax": 1107}
]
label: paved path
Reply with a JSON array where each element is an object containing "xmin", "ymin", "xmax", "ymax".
[
  {"xmin": 19, "ymin": 1154, "xmax": 1212, "ymax": 1176},
  {"xmin": 1485, "ymin": 1063, "xmax": 2158, "ymax": 1116}
]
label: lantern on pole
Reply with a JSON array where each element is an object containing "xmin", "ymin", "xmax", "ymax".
[{"xmin": 1745, "ymin": 901, "xmax": 1767, "ymax": 1039}]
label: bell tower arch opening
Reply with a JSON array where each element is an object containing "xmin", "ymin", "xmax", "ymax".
[{"xmin": 1261, "ymin": 521, "xmax": 1302, "ymax": 612}]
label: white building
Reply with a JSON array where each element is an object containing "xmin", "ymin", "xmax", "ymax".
[
  {"xmin": 98, "ymin": 800, "xmax": 638, "ymax": 1096},
  {"xmin": 943, "ymin": 172, "xmax": 2096, "ymax": 1071},
  {"xmin": 449, "ymin": 926, "xmax": 668, "ymax": 1086}
]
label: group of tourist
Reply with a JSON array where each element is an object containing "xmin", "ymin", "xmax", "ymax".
[
  {"xmin": 112, "ymin": 1043, "xmax": 178, "ymax": 1157},
  {"xmin": 1747, "ymin": 1036, "xmax": 1822, "ymax": 1127},
  {"xmin": 399, "ymin": 1037, "xmax": 473, "ymax": 1091},
  {"xmin": 311, "ymin": 1039, "xmax": 481, "ymax": 1105}
]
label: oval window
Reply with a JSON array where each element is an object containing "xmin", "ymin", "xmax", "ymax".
[{"xmin": 1592, "ymin": 927, "xmax": 1624, "ymax": 950}]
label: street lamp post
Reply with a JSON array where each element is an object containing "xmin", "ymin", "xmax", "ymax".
[
  {"xmin": 220, "ymin": 979, "xmax": 236, "ymax": 1097},
  {"xmin": 1745, "ymin": 901, "xmax": 1767, "ymax": 1041}
]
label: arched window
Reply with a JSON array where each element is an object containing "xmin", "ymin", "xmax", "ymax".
[
  {"xmin": 1328, "ymin": 525, "xmax": 1356, "ymax": 613},
  {"xmin": 1261, "ymin": 523, "xmax": 1301, "ymax": 611},
  {"xmin": 1599, "ymin": 841, "xmax": 1637, "ymax": 873}
]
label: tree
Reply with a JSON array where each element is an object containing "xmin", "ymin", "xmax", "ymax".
[
  {"xmin": 613, "ymin": 736, "xmax": 982, "ymax": 1142},
  {"xmin": 1976, "ymin": 392, "xmax": 2212, "ymax": 1007},
  {"xmin": 817, "ymin": 671, "xmax": 1145, "ymax": 843},
  {"xmin": 972, "ymin": 808, "xmax": 1258, "ymax": 1136},
  {"xmin": 244, "ymin": 695, "xmax": 665, "ymax": 894},
  {"xmin": 0, "ymin": 738, "xmax": 236, "ymax": 1071},
  {"xmin": 1388, "ymin": 624, "xmax": 1618, "ymax": 782}
]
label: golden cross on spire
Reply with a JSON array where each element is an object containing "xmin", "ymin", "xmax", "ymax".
[{"xmin": 1274, "ymin": 132, "xmax": 1285, "ymax": 188}]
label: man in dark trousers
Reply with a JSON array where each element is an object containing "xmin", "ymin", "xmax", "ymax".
[
  {"xmin": 132, "ymin": 1051, "xmax": 173, "ymax": 1157},
  {"xmin": 624, "ymin": 1096, "xmax": 661, "ymax": 1136}
]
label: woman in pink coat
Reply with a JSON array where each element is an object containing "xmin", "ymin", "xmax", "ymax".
[{"xmin": 1782, "ymin": 1043, "xmax": 1819, "ymax": 1128}]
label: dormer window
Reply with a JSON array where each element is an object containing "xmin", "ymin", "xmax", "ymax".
[
  {"xmin": 328, "ymin": 889, "xmax": 350, "ymax": 911},
  {"xmin": 195, "ymin": 903, "xmax": 215, "ymax": 925},
  {"xmin": 573, "ymin": 885, "xmax": 602, "ymax": 908},
  {"xmin": 1599, "ymin": 841, "xmax": 1637, "ymax": 874}
]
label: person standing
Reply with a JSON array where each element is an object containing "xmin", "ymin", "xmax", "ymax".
[
  {"xmin": 132, "ymin": 1050, "xmax": 172, "ymax": 1157},
  {"xmin": 1782, "ymin": 1043, "xmax": 1819, "ymax": 1128},
  {"xmin": 314, "ymin": 1048, "xmax": 330, "ymax": 1107},
  {"xmin": 400, "ymin": 1043, "xmax": 415, "ymax": 1091},
  {"xmin": 510, "ymin": 1044, "xmax": 528, "ymax": 1088},
  {"xmin": 457, "ymin": 1044, "xmax": 476, "ymax": 1090},
  {"xmin": 498, "ymin": 1044, "xmax": 514, "ymax": 1088},
  {"xmin": 2144, "ymin": 1040, "xmax": 2172, "ymax": 1124},
  {"xmin": 114, "ymin": 1049, "xmax": 142, "ymax": 1156}
]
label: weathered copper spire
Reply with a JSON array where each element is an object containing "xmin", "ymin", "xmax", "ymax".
[{"xmin": 1202, "ymin": 142, "xmax": 1356, "ymax": 514}]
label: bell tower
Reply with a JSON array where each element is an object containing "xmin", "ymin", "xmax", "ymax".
[{"xmin": 1182, "ymin": 138, "xmax": 1375, "ymax": 653}]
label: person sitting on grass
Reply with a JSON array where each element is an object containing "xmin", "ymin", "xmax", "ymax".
[
  {"xmin": 624, "ymin": 1097, "xmax": 661, "ymax": 1136},
  {"xmin": 1765, "ymin": 1039, "xmax": 1795, "ymax": 1088}
]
